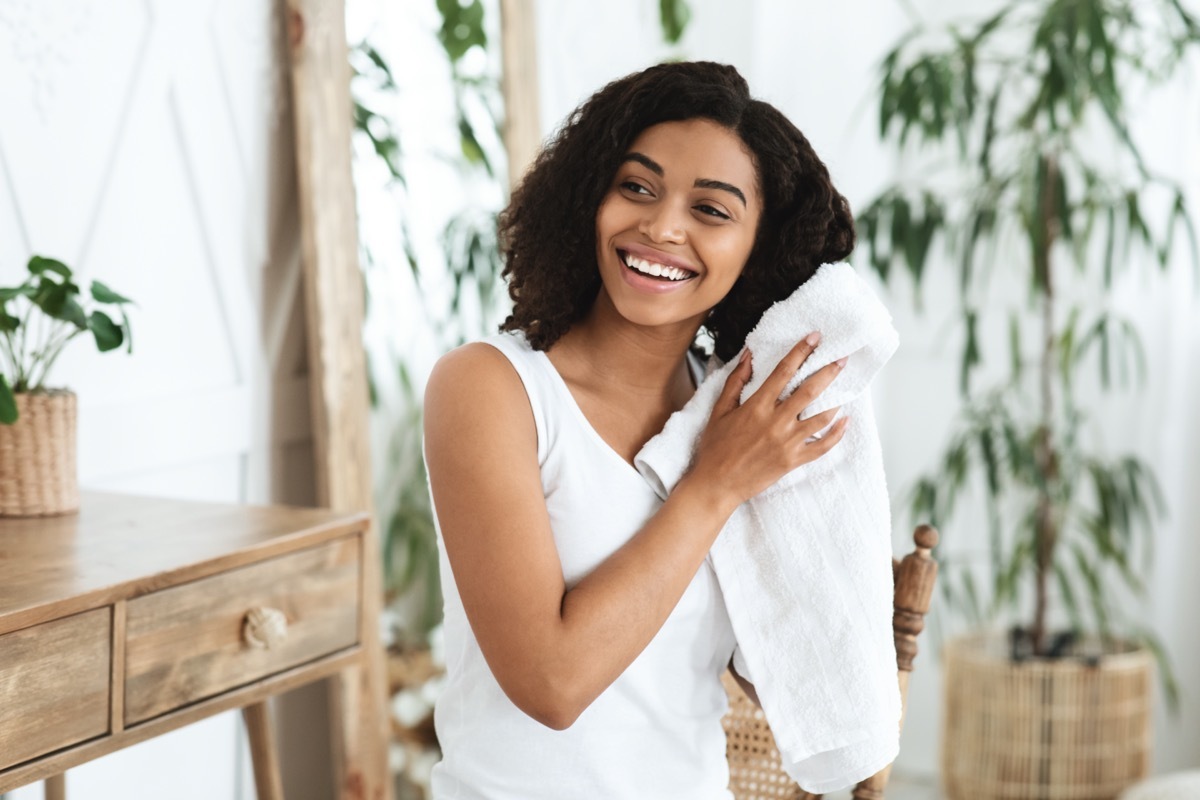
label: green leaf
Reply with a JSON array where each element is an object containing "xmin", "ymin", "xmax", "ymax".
[
  {"xmin": 908, "ymin": 193, "xmax": 942, "ymax": 292},
  {"xmin": 658, "ymin": 0, "xmax": 691, "ymax": 45},
  {"xmin": 436, "ymin": 0, "xmax": 486, "ymax": 64},
  {"xmin": 1030, "ymin": 154, "xmax": 1052, "ymax": 293},
  {"xmin": 1133, "ymin": 625, "xmax": 1181, "ymax": 712},
  {"xmin": 0, "ymin": 374, "xmax": 16, "ymax": 424},
  {"xmin": 118, "ymin": 307, "xmax": 133, "ymax": 354},
  {"xmin": 1055, "ymin": 165, "xmax": 1073, "ymax": 245},
  {"xmin": 363, "ymin": 44, "xmax": 397, "ymax": 89},
  {"xmin": 0, "ymin": 284, "xmax": 35, "ymax": 302},
  {"xmin": 1103, "ymin": 204, "xmax": 1117, "ymax": 289},
  {"xmin": 961, "ymin": 569, "xmax": 983, "ymax": 623},
  {"xmin": 1163, "ymin": 189, "xmax": 1199, "ymax": 278},
  {"xmin": 959, "ymin": 309, "xmax": 980, "ymax": 397},
  {"xmin": 978, "ymin": 424, "xmax": 1000, "ymax": 496},
  {"xmin": 0, "ymin": 305, "xmax": 19, "ymax": 333},
  {"xmin": 1007, "ymin": 312, "xmax": 1023, "ymax": 383},
  {"xmin": 90, "ymin": 280, "xmax": 133, "ymax": 305},
  {"xmin": 1058, "ymin": 306, "xmax": 1080, "ymax": 390},
  {"xmin": 458, "ymin": 116, "xmax": 491, "ymax": 175},
  {"xmin": 910, "ymin": 477, "xmax": 939, "ymax": 527},
  {"xmin": 27, "ymin": 256, "xmax": 71, "ymax": 279},
  {"xmin": 89, "ymin": 310, "xmax": 124, "ymax": 352},
  {"xmin": 34, "ymin": 282, "xmax": 88, "ymax": 329},
  {"xmin": 858, "ymin": 196, "xmax": 891, "ymax": 283},
  {"xmin": 972, "ymin": 5, "xmax": 1011, "ymax": 45}
]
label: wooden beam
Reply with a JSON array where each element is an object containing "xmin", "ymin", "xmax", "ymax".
[
  {"xmin": 283, "ymin": 1, "xmax": 392, "ymax": 798},
  {"xmin": 500, "ymin": 0, "xmax": 542, "ymax": 191}
]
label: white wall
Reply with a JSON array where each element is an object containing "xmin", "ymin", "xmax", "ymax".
[
  {"xmin": 533, "ymin": 0, "xmax": 1200, "ymax": 782},
  {"xmin": 0, "ymin": 0, "xmax": 326, "ymax": 797}
]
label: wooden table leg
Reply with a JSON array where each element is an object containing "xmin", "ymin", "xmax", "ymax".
[
  {"xmin": 243, "ymin": 701, "xmax": 284, "ymax": 800},
  {"xmin": 44, "ymin": 773, "xmax": 66, "ymax": 800},
  {"xmin": 330, "ymin": 664, "xmax": 367, "ymax": 800},
  {"xmin": 329, "ymin": 658, "xmax": 392, "ymax": 799}
]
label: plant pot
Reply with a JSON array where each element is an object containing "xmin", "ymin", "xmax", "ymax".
[
  {"xmin": 0, "ymin": 390, "xmax": 79, "ymax": 517},
  {"xmin": 942, "ymin": 632, "xmax": 1152, "ymax": 800}
]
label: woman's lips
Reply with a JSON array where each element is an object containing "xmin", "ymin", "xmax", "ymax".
[
  {"xmin": 616, "ymin": 249, "xmax": 697, "ymax": 294},
  {"xmin": 619, "ymin": 242, "xmax": 699, "ymax": 274}
]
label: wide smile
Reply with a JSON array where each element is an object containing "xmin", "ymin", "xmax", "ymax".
[{"xmin": 615, "ymin": 248, "xmax": 699, "ymax": 294}]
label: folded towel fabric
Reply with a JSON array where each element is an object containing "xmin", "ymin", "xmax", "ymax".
[{"xmin": 633, "ymin": 262, "xmax": 901, "ymax": 793}]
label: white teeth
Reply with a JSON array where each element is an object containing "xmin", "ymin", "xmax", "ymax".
[{"xmin": 623, "ymin": 253, "xmax": 692, "ymax": 281}]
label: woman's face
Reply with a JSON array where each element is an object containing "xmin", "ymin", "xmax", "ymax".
[{"xmin": 594, "ymin": 118, "xmax": 762, "ymax": 331}]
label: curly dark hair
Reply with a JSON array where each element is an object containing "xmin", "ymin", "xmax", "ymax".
[{"xmin": 498, "ymin": 61, "xmax": 854, "ymax": 362}]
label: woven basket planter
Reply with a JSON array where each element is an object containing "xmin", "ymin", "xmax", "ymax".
[
  {"xmin": 943, "ymin": 632, "xmax": 1152, "ymax": 800},
  {"xmin": 0, "ymin": 390, "xmax": 79, "ymax": 517}
]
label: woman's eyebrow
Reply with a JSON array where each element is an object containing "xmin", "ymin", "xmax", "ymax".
[
  {"xmin": 694, "ymin": 178, "xmax": 746, "ymax": 208},
  {"xmin": 621, "ymin": 153, "xmax": 747, "ymax": 208},
  {"xmin": 622, "ymin": 152, "xmax": 664, "ymax": 175}
]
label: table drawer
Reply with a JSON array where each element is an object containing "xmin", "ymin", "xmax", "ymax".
[
  {"xmin": 0, "ymin": 608, "xmax": 111, "ymax": 770},
  {"xmin": 124, "ymin": 536, "xmax": 360, "ymax": 725}
]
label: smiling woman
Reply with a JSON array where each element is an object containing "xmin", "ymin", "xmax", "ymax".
[
  {"xmin": 422, "ymin": 61, "xmax": 855, "ymax": 799},
  {"xmin": 598, "ymin": 119, "xmax": 762, "ymax": 327}
]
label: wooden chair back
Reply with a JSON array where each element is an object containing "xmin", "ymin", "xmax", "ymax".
[{"xmin": 722, "ymin": 524, "xmax": 939, "ymax": 800}]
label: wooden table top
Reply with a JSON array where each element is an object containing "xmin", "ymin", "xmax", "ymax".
[{"xmin": 0, "ymin": 492, "xmax": 370, "ymax": 635}]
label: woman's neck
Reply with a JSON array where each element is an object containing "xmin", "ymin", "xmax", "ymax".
[{"xmin": 551, "ymin": 289, "xmax": 702, "ymax": 400}]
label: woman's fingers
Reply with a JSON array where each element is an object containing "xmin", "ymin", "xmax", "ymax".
[
  {"xmin": 747, "ymin": 334, "xmax": 821, "ymax": 409},
  {"xmin": 802, "ymin": 416, "xmax": 850, "ymax": 456},
  {"xmin": 796, "ymin": 406, "xmax": 841, "ymax": 440},
  {"xmin": 711, "ymin": 348, "xmax": 752, "ymax": 418},
  {"xmin": 779, "ymin": 357, "xmax": 846, "ymax": 418}
]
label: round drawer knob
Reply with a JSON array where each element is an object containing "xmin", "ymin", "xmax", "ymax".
[{"xmin": 242, "ymin": 606, "xmax": 288, "ymax": 649}]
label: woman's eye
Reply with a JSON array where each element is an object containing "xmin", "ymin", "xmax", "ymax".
[
  {"xmin": 695, "ymin": 204, "xmax": 730, "ymax": 220},
  {"xmin": 621, "ymin": 181, "xmax": 651, "ymax": 195}
]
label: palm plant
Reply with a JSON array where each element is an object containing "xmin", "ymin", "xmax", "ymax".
[{"xmin": 859, "ymin": 0, "xmax": 1198, "ymax": 690}]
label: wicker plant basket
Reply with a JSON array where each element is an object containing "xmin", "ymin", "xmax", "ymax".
[
  {"xmin": 942, "ymin": 632, "xmax": 1152, "ymax": 800},
  {"xmin": 0, "ymin": 390, "xmax": 79, "ymax": 517}
]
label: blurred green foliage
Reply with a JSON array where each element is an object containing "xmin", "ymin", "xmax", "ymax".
[{"xmin": 863, "ymin": 0, "xmax": 1198, "ymax": 696}]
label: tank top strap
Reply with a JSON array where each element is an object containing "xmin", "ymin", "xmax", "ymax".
[{"xmin": 480, "ymin": 331, "xmax": 557, "ymax": 467}]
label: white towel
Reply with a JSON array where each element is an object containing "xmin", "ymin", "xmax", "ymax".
[{"xmin": 634, "ymin": 262, "xmax": 901, "ymax": 793}]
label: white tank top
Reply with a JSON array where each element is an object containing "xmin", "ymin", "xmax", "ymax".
[{"xmin": 429, "ymin": 330, "xmax": 738, "ymax": 800}]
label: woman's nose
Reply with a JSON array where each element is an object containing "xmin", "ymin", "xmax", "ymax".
[{"xmin": 638, "ymin": 201, "xmax": 687, "ymax": 244}]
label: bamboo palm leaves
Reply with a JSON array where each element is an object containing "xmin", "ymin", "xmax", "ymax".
[{"xmin": 864, "ymin": 0, "xmax": 1198, "ymax": 673}]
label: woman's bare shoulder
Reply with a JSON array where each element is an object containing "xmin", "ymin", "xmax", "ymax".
[
  {"xmin": 424, "ymin": 340, "xmax": 536, "ymax": 450},
  {"xmin": 426, "ymin": 340, "xmax": 523, "ymax": 402}
]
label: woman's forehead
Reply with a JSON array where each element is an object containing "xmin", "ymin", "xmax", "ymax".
[{"xmin": 623, "ymin": 119, "xmax": 759, "ymax": 201}]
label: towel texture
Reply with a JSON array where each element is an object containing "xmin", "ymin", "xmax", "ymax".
[{"xmin": 634, "ymin": 262, "xmax": 901, "ymax": 793}]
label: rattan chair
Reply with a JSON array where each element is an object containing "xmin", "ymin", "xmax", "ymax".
[{"xmin": 722, "ymin": 524, "xmax": 939, "ymax": 800}]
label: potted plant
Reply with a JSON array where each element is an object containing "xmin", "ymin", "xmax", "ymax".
[
  {"xmin": 859, "ymin": 2, "xmax": 1198, "ymax": 798},
  {"xmin": 0, "ymin": 255, "xmax": 133, "ymax": 516}
]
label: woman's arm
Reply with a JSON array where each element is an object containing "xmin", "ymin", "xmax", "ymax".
[
  {"xmin": 424, "ymin": 339, "xmax": 844, "ymax": 730},
  {"xmin": 729, "ymin": 656, "xmax": 760, "ymax": 707}
]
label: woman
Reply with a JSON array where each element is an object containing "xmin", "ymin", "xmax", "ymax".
[{"xmin": 424, "ymin": 61, "xmax": 855, "ymax": 798}]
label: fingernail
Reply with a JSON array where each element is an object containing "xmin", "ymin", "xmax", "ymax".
[
  {"xmin": 835, "ymin": 357, "xmax": 848, "ymax": 368},
  {"xmin": 806, "ymin": 331, "xmax": 821, "ymax": 346},
  {"xmin": 739, "ymin": 349, "xmax": 751, "ymax": 365}
]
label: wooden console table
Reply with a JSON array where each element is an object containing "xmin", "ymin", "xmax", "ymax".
[{"xmin": 0, "ymin": 492, "xmax": 390, "ymax": 798}]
